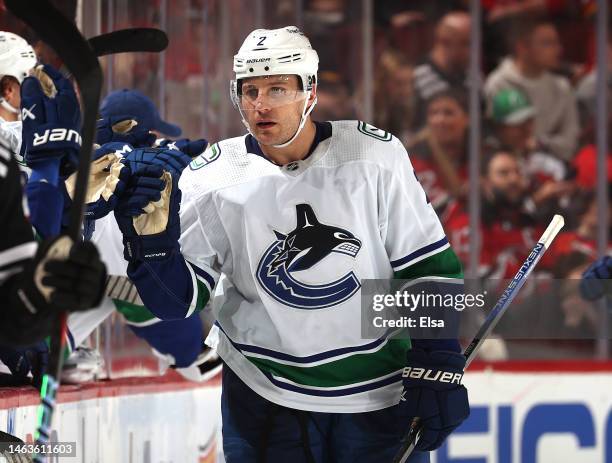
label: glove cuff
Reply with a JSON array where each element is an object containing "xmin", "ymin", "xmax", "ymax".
[{"xmin": 123, "ymin": 233, "xmax": 180, "ymax": 262}]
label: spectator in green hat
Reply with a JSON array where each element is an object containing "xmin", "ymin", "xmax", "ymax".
[
  {"xmin": 490, "ymin": 88, "xmax": 537, "ymax": 156},
  {"xmin": 485, "ymin": 88, "xmax": 574, "ymax": 224}
]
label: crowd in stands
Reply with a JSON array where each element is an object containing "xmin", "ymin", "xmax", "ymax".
[{"xmin": 308, "ymin": 1, "xmax": 611, "ymax": 351}]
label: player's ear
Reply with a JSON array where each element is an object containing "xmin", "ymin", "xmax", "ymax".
[{"xmin": 309, "ymin": 84, "xmax": 317, "ymax": 103}]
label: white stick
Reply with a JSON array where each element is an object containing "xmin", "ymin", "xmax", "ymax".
[{"xmin": 392, "ymin": 214, "xmax": 565, "ymax": 463}]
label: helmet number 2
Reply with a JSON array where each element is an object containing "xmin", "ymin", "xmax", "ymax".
[{"xmin": 257, "ymin": 36, "xmax": 266, "ymax": 46}]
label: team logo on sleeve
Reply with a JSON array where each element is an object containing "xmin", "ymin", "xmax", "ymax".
[
  {"xmin": 256, "ymin": 204, "xmax": 362, "ymax": 309},
  {"xmin": 189, "ymin": 143, "xmax": 220, "ymax": 170}
]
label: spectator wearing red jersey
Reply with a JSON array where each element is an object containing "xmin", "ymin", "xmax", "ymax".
[
  {"xmin": 409, "ymin": 89, "xmax": 469, "ymax": 217},
  {"xmin": 486, "ymin": 88, "xmax": 575, "ymax": 222}
]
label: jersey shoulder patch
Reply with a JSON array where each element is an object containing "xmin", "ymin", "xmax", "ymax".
[
  {"xmin": 189, "ymin": 142, "xmax": 221, "ymax": 170},
  {"xmin": 356, "ymin": 121, "xmax": 392, "ymax": 142}
]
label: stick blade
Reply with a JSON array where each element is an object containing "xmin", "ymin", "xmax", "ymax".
[{"xmin": 89, "ymin": 28, "xmax": 169, "ymax": 56}]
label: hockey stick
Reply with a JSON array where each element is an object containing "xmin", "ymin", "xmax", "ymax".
[
  {"xmin": 4, "ymin": 1, "xmax": 102, "ymax": 462},
  {"xmin": 392, "ymin": 214, "xmax": 565, "ymax": 463},
  {"xmin": 88, "ymin": 28, "xmax": 168, "ymax": 57}
]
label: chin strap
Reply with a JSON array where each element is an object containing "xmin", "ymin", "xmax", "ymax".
[
  {"xmin": 0, "ymin": 98, "xmax": 19, "ymax": 115},
  {"xmin": 272, "ymin": 92, "xmax": 317, "ymax": 148}
]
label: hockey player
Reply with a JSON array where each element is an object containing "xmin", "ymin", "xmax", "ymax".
[
  {"xmin": 112, "ymin": 27, "xmax": 469, "ymax": 461},
  {"xmin": 0, "ymin": 104, "xmax": 106, "ymax": 354},
  {"xmin": 0, "ymin": 31, "xmax": 37, "ymax": 161}
]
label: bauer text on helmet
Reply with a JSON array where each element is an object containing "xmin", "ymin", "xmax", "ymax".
[{"xmin": 231, "ymin": 26, "xmax": 319, "ymax": 148}]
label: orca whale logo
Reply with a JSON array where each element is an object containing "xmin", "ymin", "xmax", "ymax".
[{"xmin": 256, "ymin": 204, "xmax": 362, "ymax": 309}]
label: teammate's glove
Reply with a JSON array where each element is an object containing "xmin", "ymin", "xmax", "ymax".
[
  {"xmin": 122, "ymin": 146, "xmax": 192, "ymax": 179},
  {"xmin": 96, "ymin": 115, "xmax": 156, "ymax": 148},
  {"xmin": 64, "ymin": 142, "xmax": 134, "ymax": 221},
  {"xmin": 0, "ymin": 341, "xmax": 49, "ymax": 388},
  {"xmin": 398, "ymin": 349, "xmax": 470, "ymax": 451},
  {"xmin": 20, "ymin": 65, "xmax": 81, "ymax": 177},
  {"xmin": 580, "ymin": 256, "xmax": 612, "ymax": 301},
  {"xmin": 156, "ymin": 138, "xmax": 208, "ymax": 158},
  {"xmin": 5, "ymin": 236, "xmax": 107, "ymax": 346}
]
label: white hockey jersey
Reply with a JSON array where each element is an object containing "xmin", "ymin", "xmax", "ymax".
[{"xmin": 177, "ymin": 120, "xmax": 459, "ymax": 413}]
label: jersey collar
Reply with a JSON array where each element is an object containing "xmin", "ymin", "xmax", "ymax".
[{"xmin": 245, "ymin": 121, "xmax": 332, "ymax": 166}]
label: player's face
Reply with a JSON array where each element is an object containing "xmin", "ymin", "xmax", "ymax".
[
  {"xmin": 426, "ymin": 96, "xmax": 468, "ymax": 146},
  {"xmin": 239, "ymin": 75, "xmax": 308, "ymax": 146},
  {"xmin": 0, "ymin": 76, "xmax": 21, "ymax": 109},
  {"xmin": 486, "ymin": 153, "xmax": 526, "ymax": 203}
]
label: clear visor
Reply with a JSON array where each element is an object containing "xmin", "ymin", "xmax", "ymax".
[{"xmin": 231, "ymin": 75, "xmax": 308, "ymax": 111}]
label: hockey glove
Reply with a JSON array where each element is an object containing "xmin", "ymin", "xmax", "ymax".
[
  {"xmin": 114, "ymin": 164, "xmax": 181, "ymax": 262},
  {"xmin": 398, "ymin": 349, "xmax": 470, "ymax": 451},
  {"xmin": 122, "ymin": 146, "xmax": 192, "ymax": 179},
  {"xmin": 4, "ymin": 236, "xmax": 107, "ymax": 346},
  {"xmin": 0, "ymin": 341, "xmax": 49, "ymax": 388},
  {"xmin": 64, "ymin": 142, "xmax": 134, "ymax": 221},
  {"xmin": 20, "ymin": 65, "xmax": 81, "ymax": 177},
  {"xmin": 580, "ymin": 256, "xmax": 612, "ymax": 301},
  {"xmin": 96, "ymin": 115, "xmax": 156, "ymax": 148},
  {"xmin": 156, "ymin": 138, "xmax": 208, "ymax": 158}
]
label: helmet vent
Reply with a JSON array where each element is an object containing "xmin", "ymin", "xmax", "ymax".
[{"xmin": 277, "ymin": 53, "xmax": 303, "ymax": 63}]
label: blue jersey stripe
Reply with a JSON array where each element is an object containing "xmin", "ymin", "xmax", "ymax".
[
  {"xmin": 215, "ymin": 321, "xmax": 394, "ymax": 364},
  {"xmin": 187, "ymin": 260, "xmax": 216, "ymax": 289},
  {"xmin": 390, "ymin": 236, "xmax": 449, "ymax": 269}
]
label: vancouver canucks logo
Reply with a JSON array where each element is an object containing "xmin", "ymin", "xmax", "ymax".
[{"xmin": 256, "ymin": 204, "xmax": 362, "ymax": 309}]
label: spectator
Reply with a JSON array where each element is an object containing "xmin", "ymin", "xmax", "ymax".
[
  {"xmin": 411, "ymin": 11, "xmax": 471, "ymax": 131},
  {"xmin": 484, "ymin": 18, "xmax": 579, "ymax": 161},
  {"xmin": 486, "ymin": 88, "xmax": 574, "ymax": 221},
  {"xmin": 373, "ymin": 51, "xmax": 415, "ymax": 142},
  {"xmin": 312, "ymin": 70, "xmax": 356, "ymax": 121},
  {"xmin": 572, "ymin": 33, "xmax": 612, "ymax": 190},
  {"xmin": 409, "ymin": 89, "xmax": 469, "ymax": 216}
]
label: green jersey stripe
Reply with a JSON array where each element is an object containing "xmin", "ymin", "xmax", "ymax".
[
  {"xmin": 245, "ymin": 338, "xmax": 410, "ymax": 388},
  {"xmin": 393, "ymin": 246, "xmax": 463, "ymax": 280}
]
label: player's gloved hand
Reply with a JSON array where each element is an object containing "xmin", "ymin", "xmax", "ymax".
[
  {"xmin": 156, "ymin": 138, "xmax": 208, "ymax": 158},
  {"xmin": 5, "ymin": 236, "xmax": 108, "ymax": 346},
  {"xmin": 122, "ymin": 146, "xmax": 192, "ymax": 179},
  {"xmin": 398, "ymin": 349, "xmax": 470, "ymax": 451},
  {"xmin": 64, "ymin": 142, "xmax": 134, "ymax": 221},
  {"xmin": 580, "ymin": 256, "xmax": 612, "ymax": 301},
  {"xmin": 20, "ymin": 64, "xmax": 81, "ymax": 177},
  {"xmin": 0, "ymin": 341, "xmax": 49, "ymax": 388},
  {"xmin": 114, "ymin": 163, "xmax": 181, "ymax": 262},
  {"xmin": 96, "ymin": 115, "xmax": 156, "ymax": 148}
]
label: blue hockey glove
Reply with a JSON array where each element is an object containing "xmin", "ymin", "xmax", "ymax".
[
  {"xmin": 122, "ymin": 146, "xmax": 192, "ymax": 179},
  {"xmin": 398, "ymin": 349, "xmax": 470, "ymax": 451},
  {"xmin": 96, "ymin": 115, "xmax": 156, "ymax": 148},
  {"xmin": 156, "ymin": 138, "xmax": 208, "ymax": 158},
  {"xmin": 114, "ymin": 164, "xmax": 181, "ymax": 262},
  {"xmin": 580, "ymin": 256, "xmax": 612, "ymax": 301},
  {"xmin": 0, "ymin": 341, "xmax": 49, "ymax": 389},
  {"xmin": 20, "ymin": 64, "xmax": 81, "ymax": 177}
]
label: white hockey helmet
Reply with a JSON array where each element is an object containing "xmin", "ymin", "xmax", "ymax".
[
  {"xmin": 231, "ymin": 26, "xmax": 319, "ymax": 148},
  {"xmin": 0, "ymin": 31, "xmax": 36, "ymax": 84},
  {"xmin": 0, "ymin": 31, "xmax": 37, "ymax": 115}
]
